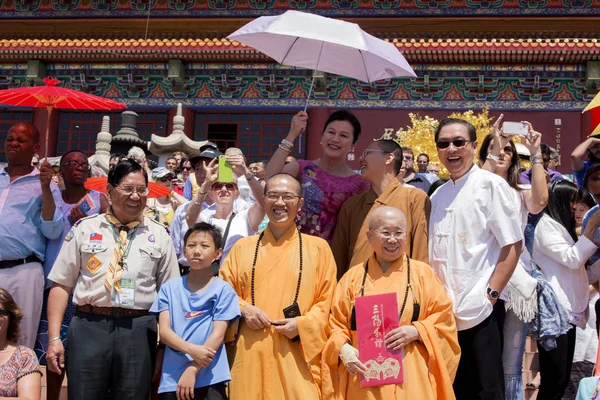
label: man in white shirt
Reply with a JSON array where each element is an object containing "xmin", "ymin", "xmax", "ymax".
[{"xmin": 429, "ymin": 118, "xmax": 523, "ymax": 400}]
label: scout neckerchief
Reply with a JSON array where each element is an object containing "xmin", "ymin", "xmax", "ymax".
[{"xmin": 104, "ymin": 209, "xmax": 142, "ymax": 293}]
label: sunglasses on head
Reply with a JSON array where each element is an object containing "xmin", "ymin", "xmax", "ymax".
[{"xmin": 436, "ymin": 139, "xmax": 472, "ymax": 149}]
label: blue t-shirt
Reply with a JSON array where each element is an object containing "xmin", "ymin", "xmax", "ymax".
[
  {"xmin": 574, "ymin": 160, "xmax": 593, "ymax": 188},
  {"xmin": 150, "ymin": 276, "xmax": 240, "ymax": 393}
]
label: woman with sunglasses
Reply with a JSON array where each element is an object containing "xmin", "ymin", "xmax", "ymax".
[
  {"xmin": 173, "ymin": 158, "xmax": 192, "ymax": 197},
  {"xmin": 186, "ymin": 155, "xmax": 265, "ymax": 270},
  {"xmin": 265, "ymin": 111, "xmax": 369, "ymax": 241},
  {"xmin": 478, "ymin": 116, "xmax": 548, "ymax": 400},
  {"xmin": 0, "ymin": 288, "xmax": 42, "ymax": 400}
]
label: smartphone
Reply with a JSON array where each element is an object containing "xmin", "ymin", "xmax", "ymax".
[
  {"xmin": 502, "ymin": 121, "xmax": 528, "ymax": 136},
  {"xmin": 218, "ymin": 155, "xmax": 233, "ymax": 183}
]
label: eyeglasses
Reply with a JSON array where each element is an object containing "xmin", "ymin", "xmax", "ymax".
[
  {"xmin": 265, "ymin": 192, "xmax": 300, "ymax": 202},
  {"xmin": 183, "ymin": 166, "xmax": 193, "ymax": 171},
  {"xmin": 115, "ymin": 185, "xmax": 149, "ymax": 196},
  {"xmin": 402, "ymin": 155, "xmax": 413, "ymax": 161},
  {"xmin": 62, "ymin": 161, "xmax": 92, "ymax": 171},
  {"xmin": 212, "ymin": 183, "xmax": 237, "ymax": 191},
  {"xmin": 374, "ymin": 230, "xmax": 405, "ymax": 240},
  {"xmin": 0, "ymin": 310, "xmax": 8, "ymax": 317},
  {"xmin": 435, "ymin": 139, "xmax": 472, "ymax": 149},
  {"xmin": 361, "ymin": 149, "xmax": 388, "ymax": 158}
]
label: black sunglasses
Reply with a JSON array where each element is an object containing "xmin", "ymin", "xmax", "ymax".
[
  {"xmin": 436, "ymin": 139, "xmax": 472, "ymax": 149},
  {"xmin": 0, "ymin": 310, "xmax": 9, "ymax": 317}
]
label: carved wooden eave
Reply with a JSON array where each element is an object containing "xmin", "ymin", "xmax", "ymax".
[{"xmin": 0, "ymin": 37, "xmax": 598, "ymax": 64}]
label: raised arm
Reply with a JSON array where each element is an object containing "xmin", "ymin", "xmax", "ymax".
[
  {"xmin": 186, "ymin": 159, "xmax": 217, "ymax": 228},
  {"xmin": 264, "ymin": 111, "xmax": 307, "ymax": 180},
  {"xmin": 227, "ymin": 154, "xmax": 265, "ymax": 231},
  {"xmin": 522, "ymin": 122, "xmax": 548, "ymax": 215},
  {"xmin": 571, "ymin": 137, "xmax": 600, "ymax": 172},
  {"xmin": 482, "ymin": 114, "xmax": 511, "ymax": 174}
]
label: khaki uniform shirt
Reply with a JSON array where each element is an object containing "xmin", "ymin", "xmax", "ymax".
[{"xmin": 49, "ymin": 214, "xmax": 179, "ymax": 310}]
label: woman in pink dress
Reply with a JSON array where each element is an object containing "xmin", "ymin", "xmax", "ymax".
[
  {"xmin": 0, "ymin": 288, "xmax": 41, "ymax": 399},
  {"xmin": 266, "ymin": 110, "xmax": 369, "ymax": 241}
]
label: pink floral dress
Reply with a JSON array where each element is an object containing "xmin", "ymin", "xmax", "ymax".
[
  {"xmin": 0, "ymin": 346, "xmax": 41, "ymax": 397},
  {"xmin": 296, "ymin": 160, "xmax": 369, "ymax": 241}
]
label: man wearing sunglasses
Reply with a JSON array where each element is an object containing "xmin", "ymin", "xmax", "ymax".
[
  {"xmin": 0, "ymin": 122, "xmax": 63, "ymax": 350},
  {"xmin": 429, "ymin": 118, "xmax": 523, "ymax": 400},
  {"xmin": 46, "ymin": 159, "xmax": 179, "ymax": 400}
]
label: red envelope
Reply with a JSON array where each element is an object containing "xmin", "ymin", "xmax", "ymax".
[{"xmin": 355, "ymin": 292, "xmax": 404, "ymax": 387}]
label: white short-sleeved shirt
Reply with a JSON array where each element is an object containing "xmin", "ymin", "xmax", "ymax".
[
  {"xmin": 429, "ymin": 165, "xmax": 523, "ymax": 331},
  {"xmin": 171, "ymin": 199, "xmax": 250, "ymax": 267},
  {"xmin": 199, "ymin": 208, "xmax": 257, "ymax": 265}
]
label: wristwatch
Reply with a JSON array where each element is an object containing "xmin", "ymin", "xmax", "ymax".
[
  {"xmin": 486, "ymin": 153, "xmax": 500, "ymax": 162},
  {"xmin": 487, "ymin": 286, "xmax": 500, "ymax": 300}
]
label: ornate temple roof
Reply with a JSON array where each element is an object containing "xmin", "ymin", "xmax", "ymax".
[{"xmin": 0, "ymin": 37, "xmax": 598, "ymax": 64}]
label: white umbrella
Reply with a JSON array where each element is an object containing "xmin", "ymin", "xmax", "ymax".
[{"xmin": 228, "ymin": 10, "xmax": 416, "ymax": 149}]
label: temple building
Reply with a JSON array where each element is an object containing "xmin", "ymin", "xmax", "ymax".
[{"xmin": 0, "ymin": 3, "xmax": 598, "ymax": 173}]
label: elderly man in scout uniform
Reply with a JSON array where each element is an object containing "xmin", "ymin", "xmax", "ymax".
[{"xmin": 46, "ymin": 159, "xmax": 180, "ymax": 400}]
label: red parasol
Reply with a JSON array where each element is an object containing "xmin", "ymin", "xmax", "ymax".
[
  {"xmin": 85, "ymin": 177, "xmax": 171, "ymax": 199},
  {"xmin": 0, "ymin": 77, "xmax": 126, "ymax": 157}
]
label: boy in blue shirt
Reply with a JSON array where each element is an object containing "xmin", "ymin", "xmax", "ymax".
[{"xmin": 151, "ymin": 222, "xmax": 240, "ymax": 400}]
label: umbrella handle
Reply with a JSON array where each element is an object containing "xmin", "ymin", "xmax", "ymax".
[
  {"xmin": 44, "ymin": 106, "xmax": 53, "ymax": 160},
  {"xmin": 300, "ymin": 69, "xmax": 319, "ymax": 155},
  {"xmin": 301, "ymin": 43, "xmax": 324, "ymax": 155}
]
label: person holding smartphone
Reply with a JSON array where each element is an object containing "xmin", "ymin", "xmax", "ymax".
[{"xmin": 185, "ymin": 150, "xmax": 265, "ymax": 272}]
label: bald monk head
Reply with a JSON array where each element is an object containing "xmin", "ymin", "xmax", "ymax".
[
  {"xmin": 366, "ymin": 206, "xmax": 408, "ymax": 263},
  {"xmin": 264, "ymin": 173, "xmax": 304, "ymax": 239}
]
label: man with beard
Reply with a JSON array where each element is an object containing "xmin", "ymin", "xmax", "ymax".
[
  {"xmin": 46, "ymin": 159, "xmax": 179, "ymax": 400},
  {"xmin": 0, "ymin": 121, "xmax": 63, "ymax": 348},
  {"xmin": 399, "ymin": 147, "xmax": 437, "ymax": 193},
  {"xmin": 571, "ymin": 134, "xmax": 600, "ymax": 188},
  {"xmin": 220, "ymin": 173, "xmax": 337, "ymax": 400}
]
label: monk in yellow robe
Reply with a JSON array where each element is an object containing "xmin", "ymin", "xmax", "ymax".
[
  {"xmin": 220, "ymin": 173, "xmax": 337, "ymax": 400},
  {"xmin": 322, "ymin": 206, "xmax": 460, "ymax": 400},
  {"xmin": 331, "ymin": 140, "xmax": 430, "ymax": 280}
]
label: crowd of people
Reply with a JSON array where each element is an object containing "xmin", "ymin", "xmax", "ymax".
[{"xmin": 1, "ymin": 111, "xmax": 600, "ymax": 400}]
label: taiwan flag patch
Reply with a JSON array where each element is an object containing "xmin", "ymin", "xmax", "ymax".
[{"xmin": 89, "ymin": 233, "xmax": 103, "ymax": 247}]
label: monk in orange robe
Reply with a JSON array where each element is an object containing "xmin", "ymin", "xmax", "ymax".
[
  {"xmin": 331, "ymin": 140, "xmax": 430, "ymax": 280},
  {"xmin": 322, "ymin": 206, "xmax": 460, "ymax": 400},
  {"xmin": 220, "ymin": 173, "xmax": 337, "ymax": 400}
]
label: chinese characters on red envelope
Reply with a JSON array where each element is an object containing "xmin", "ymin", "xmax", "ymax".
[{"xmin": 355, "ymin": 292, "xmax": 404, "ymax": 387}]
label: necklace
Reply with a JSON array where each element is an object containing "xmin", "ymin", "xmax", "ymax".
[{"xmin": 251, "ymin": 227, "xmax": 303, "ymax": 307}]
